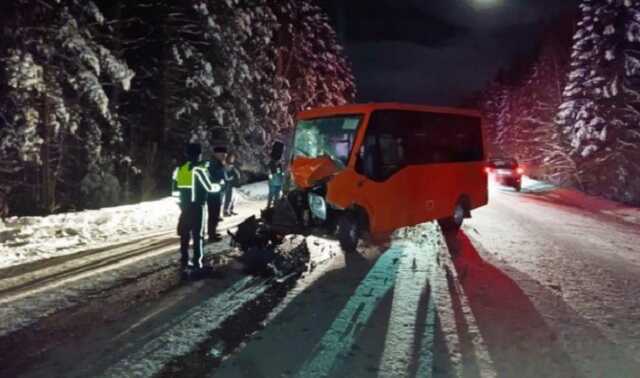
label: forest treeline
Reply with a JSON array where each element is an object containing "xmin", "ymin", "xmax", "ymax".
[
  {"xmin": 0, "ymin": 0, "xmax": 355, "ymax": 216},
  {"xmin": 480, "ymin": 0, "xmax": 640, "ymax": 205}
]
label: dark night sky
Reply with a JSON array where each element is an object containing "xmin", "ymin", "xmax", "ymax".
[{"xmin": 319, "ymin": 0, "xmax": 578, "ymax": 106}]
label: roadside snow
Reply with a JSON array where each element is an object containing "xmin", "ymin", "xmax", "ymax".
[
  {"xmin": 500, "ymin": 176, "xmax": 640, "ymax": 227},
  {"xmin": 0, "ymin": 198, "xmax": 179, "ymax": 270},
  {"xmin": 521, "ymin": 176, "xmax": 557, "ymax": 193},
  {"xmin": 0, "ymin": 181, "xmax": 268, "ymax": 270},
  {"xmin": 235, "ymin": 180, "xmax": 269, "ymax": 201}
]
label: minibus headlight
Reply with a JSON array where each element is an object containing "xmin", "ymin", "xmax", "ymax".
[{"xmin": 308, "ymin": 193, "xmax": 327, "ymax": 220}]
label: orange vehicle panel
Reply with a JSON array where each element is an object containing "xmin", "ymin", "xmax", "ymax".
[
  {"xmin": 292, "ymin": 103, "xmax": 487, "ymax": 239},
  {"xmin": 289, "ymin": 156, "xmax": 341, "ymax": 189}
]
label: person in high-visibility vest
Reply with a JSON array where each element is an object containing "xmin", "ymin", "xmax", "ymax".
[{"xmin": 172, "ymin": 143, "xmax": 221, "ymax": 271}]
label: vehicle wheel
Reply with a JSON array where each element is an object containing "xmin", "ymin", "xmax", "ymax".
[
  {"xmin": 515, "ymin": 183, "xmax": 522, "ymax": 192},
  {"xmin": 337, "ymin": 212, "xmax": 360, "ymax": 253},
  {"xmin": 438, "ymin": 202, "xmax": 465, "ymax": 232},
  {"xmin": 270, "ymin": 233, "xmax": 285, "ymax": 245}
]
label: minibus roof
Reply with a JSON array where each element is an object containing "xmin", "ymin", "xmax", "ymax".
[{"xmin": 297, "ymin": 103, "xmax": 481, "ymax": 120}]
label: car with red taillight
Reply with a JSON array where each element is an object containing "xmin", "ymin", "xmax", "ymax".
[{"xmin": 486, "ymin": 158, "xmax": 523, "ymax": 191}]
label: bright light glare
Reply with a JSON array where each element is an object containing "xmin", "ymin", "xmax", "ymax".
[{"xmin": 472, "ymin": 0, "xmax": 502, "ymax": 9}]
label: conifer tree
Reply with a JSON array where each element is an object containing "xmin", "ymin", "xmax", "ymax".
[
  {"xmin": 0, "ymin": 0, "xmax": 133, "ymax": 212},
  {"xmin": 557, "ymin": 0, "xmax": 640, "ymax": 203}
]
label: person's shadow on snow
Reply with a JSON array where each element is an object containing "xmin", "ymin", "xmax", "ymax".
[{"xmin": 442, "ymin": 229, "xmax": 640, "ymax": 378}]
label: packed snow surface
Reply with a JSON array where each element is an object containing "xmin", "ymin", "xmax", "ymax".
[{"xmin": 216, "ymin": 176, "xmax": 640, "ymax": 378}]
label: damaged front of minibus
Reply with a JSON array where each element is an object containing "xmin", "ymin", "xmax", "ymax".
[{"xmin": 231, "ymin": 110, "xmax": 370, "ymax": 257}]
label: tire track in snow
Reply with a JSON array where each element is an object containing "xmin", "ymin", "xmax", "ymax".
[
  {"xmin": 0, "ymin": 218, "xmax": 249, "ymax": 306},
  {"xmin": 294, "ymin": 242, "xmax": 404, "ymax": 377},
  {"xmin": 372, "ymin": 224, "xmax": 497, "ymax": 378},
  {"xmin": 102, "ymin": 276, "xmax": 268, "ymax": 378},
  {"xmin": 432, "ymin": 232, "xmax": 497, "ymax": 378},
  {"xmin": 377, "ymin": 232, "xmax": 437, "ymax": 377}
]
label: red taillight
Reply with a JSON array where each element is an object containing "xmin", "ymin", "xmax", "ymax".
[
  {"xmin": 516, "ymin": 167, "xmax": 524, "ymax": 175},
  {"xmin": 484, "ymin": 167, "xmax": 491, "ymax": 174}
]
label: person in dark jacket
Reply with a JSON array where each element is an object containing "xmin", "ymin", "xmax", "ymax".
[
  {"xmin": 223, "ymin": 152, "xmax": 241, "ymax": 216},
  {"xmin": 172, "ymin": 143, "xmax": 221, "ymax": 271},
  {"xmin": 207, "ymin": 146, "xmax": 227, "ymax": 242},
  {"xmin": 267, "ymin": 142, "xmax": 285, "ymax": 208}
]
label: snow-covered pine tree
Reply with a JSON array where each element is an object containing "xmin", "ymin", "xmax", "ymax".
[
  {"xmin": 110, "ymin": 0, "xmax": 255, "ymax": 196},
  {"xmin": 164, "ymin": 0, "xmax": 282, "ymax": 172},
  {"xmin": 0, "ymin": 0, "xmax": 134, "ymax": 213},
  {"xmin": 615, "ymin": 0, "xmax": 640, "ymax": 203},
  {"xmin": 272, "ymin": 0, "xmax": 356, "ymax": 115},
  {"xmin": 521, "ymin": 22, "xmax": 577, "ymax": 184},
  {"xmin": 480, "ymin": 16, "xmax": 577, "ymax": 182},
  {"xmin": 240, "ymin": 1, "xmax": 292, "ymax": 168},
  {"xmin": 91, "ymin": 0, "xmax": 139, "ymax": 203},
  {"xmin": 481, "ymin": 66, "xmax": 527, "ymax": 161},
  {"xmin": 203, "ymin": 0, "xmax": 286, "ymax": 169},
  {"xmin": 126, "ymin": 0, "xmax": 354, "ymax": 189},
  {"xmin": 557, "ymin": 0, "xmax": 640, "ymax": 204},
  {"xmin": 480, "ymin": 78, "xmax": 511, "ymax": 157}
]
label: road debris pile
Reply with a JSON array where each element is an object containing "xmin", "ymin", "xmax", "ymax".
[{"xmin": 230, "ymin": 215, "xmax": 310, "ymax": 277}]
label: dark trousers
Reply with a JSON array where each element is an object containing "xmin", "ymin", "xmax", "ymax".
[
  {"xmin": 223, "ymin": 186, "xmax": 235, "ymax": 214},
  {"xmin": 207, "ymin": 194, "xmax": 222, "ymax": 239},
  {"xmin": 178, "ymin": 202, "xmax": 204, "ymax": 268},
  {"xmin": 267, "ymin": 184, "xmax": 282, "ymax": 208}
]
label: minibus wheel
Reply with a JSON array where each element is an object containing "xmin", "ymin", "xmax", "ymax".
[{"xmin": 337, "ymin": 213, "xmax": 360, "ymax": 253}]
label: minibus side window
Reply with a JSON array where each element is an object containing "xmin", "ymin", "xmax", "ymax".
[
  {"xmin": 358, "ymin": 110, "xmax": 483, "ymax": 171},
  {"xmin": 356, "ymin": 111, "xmax": 407, "ymax": 181},
  {"xmin": 378, "ymin": 133, "xmax": 405, "ymax": 179},
  {"xmin": 413, "ymin": 112, "xmax": 483, "ymax": 164}
]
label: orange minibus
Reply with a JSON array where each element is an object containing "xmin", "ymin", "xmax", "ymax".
[{"xmin": 273, "ymin": 103, "xmax": 488, "ymax": 251}]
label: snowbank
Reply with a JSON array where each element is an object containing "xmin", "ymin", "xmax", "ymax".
[
  {"xmin": 521, "ymin": 176, "xmax": 557, "ymax": 193},
  {"xmin": 521, "ymin": 176, "xmax": 640, "ymax": 226},
  {"xmin": 235, "ymin": 180, "xmax": 269, "ymax": 201},
  {"xmin": 0, "ymin": 182, "xmax": 268, "ymax": 270}
]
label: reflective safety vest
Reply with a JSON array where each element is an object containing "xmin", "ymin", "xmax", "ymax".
[
  {"xmin": 172, "ymin": 162, "xmax": 221, "ymax": 204},
  {"xmin": 176, "ymin": 164, "xmax": 194, "ymax": 188}
]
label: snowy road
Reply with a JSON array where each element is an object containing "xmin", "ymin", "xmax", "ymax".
[
  {"xmin": 3, "ymin": 180, "xmax": 640, "ymax": 377},
  {"xmin": 456, "ymin": 184, "xmax": 640, "ymax": 377},
  {"xmin": 213, "ymin": 183, "xmax": 640, "ymax": 378}
]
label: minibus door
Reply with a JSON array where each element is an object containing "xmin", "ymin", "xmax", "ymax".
[{"xmin": 354, "ymin": 132, "xmax": 409, "ymax": 234}]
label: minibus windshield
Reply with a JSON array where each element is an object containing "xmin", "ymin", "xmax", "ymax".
[{"xmin": 292, "ymin": 115, "xmax": 362, "ymax": 167}]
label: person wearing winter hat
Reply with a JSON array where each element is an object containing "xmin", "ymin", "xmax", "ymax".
[
  {"xmin": 207, "ymin": 145, "xmax": 227, "ymax": 242},
  {"xmin": 223, "ymin": 152, "xmax": 241, "ymax": 216},
  {"xmin": 267, "ymin": 142, "xmax": 285, "ymax": 208},
  {"xmin": 172, "ymin": 143, "xmax": 221, "ymax": 274}
]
